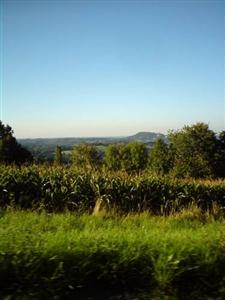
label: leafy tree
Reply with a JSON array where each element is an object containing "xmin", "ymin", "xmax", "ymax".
[
  {"xmin": 0, "ymin": 121, "xmax": 33, "ymax": 164},
  {"xmin": 104, "ymin": 142, "xmax": 148, "ymax": 172},
  {"xmin": 104, "ymin": 144, "xmax": 122, "ymax": 171},
  {"xmin": 149, "ymin": 138, "xmax": 171, "ymax": 175},
  {"xmin": 120, "ymin": 142, "xmax": 148, "ymax": 172},
  {"xmin": 54, "ymin": 145, "xmax": 62, "ymax": 165},
  {"xmin": 168, "ymin": 123, "xmax": 217, "ymax": 178},
  {"xmin": 214, "ymin": 131, "xmax": 225, "ymax": 177},
  {"xmin": 72, "ymin": 143, "xmax": 101, "ymax": 170},
  {"xmin": 129, "ymin": 142, "xmax": 148, "ymax": 171}
]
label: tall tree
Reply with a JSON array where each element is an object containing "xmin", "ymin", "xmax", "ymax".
[
  {"xmin": 168, "ymin": 123, "xmax": 217, "ymax": 178},
  {"xmin": 72, "ymin": 143, "xmax": 101, "ymax": 170},
  {"xmin": 104, "ymin": 144, "xmax": 122, "ymax": 171},
  {"xmin": 149, "ymin": 138, "xmax": 171, "ymax": 175},
  {"xmin": 0, "ymin": 121, "xmax": 33, "ymax": 164},
  {"xmin": 54, "ymin": 145, "xmax": 62, "ymax": 165},
  {"xmin": 120, "ymin": 142, "xmax": 148, "ymax": 172},
  {"xmin": 105, "ymin": 142, "xmax": 148, "ymax": 173},
  {"xmin": 214, "ymin": 131, "xmax": 225, "ymax": 177}
]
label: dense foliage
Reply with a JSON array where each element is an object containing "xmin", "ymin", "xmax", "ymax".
[
  {"xmin": 0, "ymin": 121, "xmax": 33, "ymax": 164},
  {"xmin": 54, "ymin": 145, "xmax": 63, "ymax": 165},
  {"xmin": 70, "ymin": 123, "xmax": 225, "ymax": 178},
  {"xmin": 168, "ymin": 123, "xmax": 223, "ymax": 178},
  {"xmin": 104, "ymin": 142, "xmax": 148, "ymax": 172},
  {"xmin": 149, "ymin": 138, "xmax": 171, "ymax": 175},
  {"xmin": 72, "ymin": 143, "xmax": 102, "ymax": 170},
  {"xmin": 3, "ymin": 121, "xmax": 225, "ymax": 179},
  {"xmin": 149, "ymin": 123, "xmax": 225, "ymax": 178},
  {"xmin": 104, "ymin": 144, "xmax": 121, "ymax": 171},
  {"xmin": 0, "ymin": 165, "xmax": 224, "ymax": 213}
]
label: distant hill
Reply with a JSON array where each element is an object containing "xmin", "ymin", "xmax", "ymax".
[
  {"xmin": 19, "ymin": 131, "xmax": 167, "ymax": 149},
  {"xmin": 18, "ymin": 131, "xmax": 167, "ymax": 162},
  {"xmin": 125, "ymin": 132, "xmax": 167, "ymax": 143}
]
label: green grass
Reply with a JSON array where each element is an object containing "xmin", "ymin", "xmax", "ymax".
[{"xmin": 0, "ymin": 210, "xmax": 225, "ymax": 299}]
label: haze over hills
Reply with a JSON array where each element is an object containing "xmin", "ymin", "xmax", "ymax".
[
  {"xmin": 18, "ymin": 131, "xmax": 167, "ymax": 163},
  {"xmin": 125, "ymin": 132, "xmax": 167, "ymax": 143},
  {"xmin": 19, "ymin": 131, "xmax": 167, "ymax": 149}
]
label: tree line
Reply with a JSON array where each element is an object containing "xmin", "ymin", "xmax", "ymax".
[
  {"xmin": 1, "ymin": 120, "xmax": 225, "ymax": 178},
  {"xmin": 68, "ymin": 122, "xmax": 225, "ymax": 178}
]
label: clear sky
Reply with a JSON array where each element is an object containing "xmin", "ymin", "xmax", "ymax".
[{"xmin": 1, "ymin": 0, "xmax": 224, "ymax": 138}]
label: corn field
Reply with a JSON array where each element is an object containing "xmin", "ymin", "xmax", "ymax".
[{"xmin": 0, "ymin": 165, "xmax": 225, "ymax": 214}]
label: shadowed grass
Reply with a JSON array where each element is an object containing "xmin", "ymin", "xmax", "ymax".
[{"xmin": 0, "ymin": 210, "xmax": 225, "ymax": 299}]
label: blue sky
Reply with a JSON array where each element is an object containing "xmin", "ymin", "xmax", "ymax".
[{"xmin": 1, "ymin": 0, "xmax": 224, "ymax": 138}]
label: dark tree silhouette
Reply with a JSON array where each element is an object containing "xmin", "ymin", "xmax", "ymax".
[{"xmin": 0, "ymin": 121, "xmax": 33, "ymax": 164}]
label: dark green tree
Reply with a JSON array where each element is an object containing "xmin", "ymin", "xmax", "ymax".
[
  {"xmin": 120, "ymin": 142, "xmax": 148, "ymax": 172},
  {"xmin": 104, "ymin": 144, "xmax": 122, "ymax": 171},
  {"xmin": 0, "ymin": 121, "xmax": 33, "ymax": 164},
  {"xmin": 214, "ymin": 131, "xmax": 225, "ymax": 177},
  {"xmin": 168, "ymin": 123, "xmax": 217, "ymax": 178},
  {"xmin": 149, "ymin": 138, "xmax": 171, "ymax": 175},
  {"xmin": 72, "ymin": 143, "xmax": 101, "ymax": 170},
  {"xmin": 54, "ymin": 145, "xmax": 62, "ymax": 165}
]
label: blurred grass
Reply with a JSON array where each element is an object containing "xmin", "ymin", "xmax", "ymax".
[{"xmin": 0, "ymin": 210, "xmax": 225, "ymax": 299}]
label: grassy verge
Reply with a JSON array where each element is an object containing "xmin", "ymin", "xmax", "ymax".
[{"xmin": 0, "ymin": 210, "xmax": 225, "ymax": 299}]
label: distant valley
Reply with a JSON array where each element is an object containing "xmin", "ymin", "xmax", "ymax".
[
  {"xmin": 19, "ymin": 131, "xmax": 167, "ymax": 149},
  {"xmin": 19, "ymin": 131, "xmax": 167, "ymax": 163}
]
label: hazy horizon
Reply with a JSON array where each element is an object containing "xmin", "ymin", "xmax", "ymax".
[
  {"xmin": 16, "ymin": 123, "xmax": 223, "ymax": 140},
  {"xmin": 1, "ymin": 0, "xmax": 224, "ymax": 138}
]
